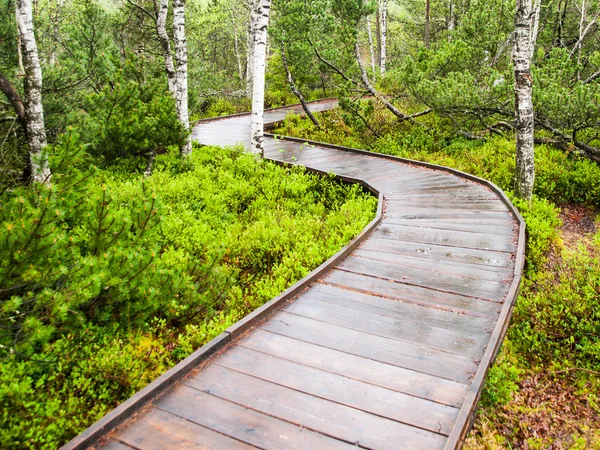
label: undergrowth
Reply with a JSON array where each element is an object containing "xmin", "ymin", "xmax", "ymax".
[{"xmin": 0, "ymin": 136, "xmax": 376, "ymax": 448}]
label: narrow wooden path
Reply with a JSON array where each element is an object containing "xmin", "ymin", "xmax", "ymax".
[{"xmin": 64, "ymin": 99, "xmax": 525, "ymax": 450}]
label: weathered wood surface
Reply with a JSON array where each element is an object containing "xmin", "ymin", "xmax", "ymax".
[{"xmin": 63, "ymin": 99, "xmax": 525, "ymax": 450}]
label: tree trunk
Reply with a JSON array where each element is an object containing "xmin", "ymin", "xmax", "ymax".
[
  {"xmin": 366, "ymin": 16, "xmax": 376, "ymax": 74},
  {"xmin": 245, "ymin": 0, "xmax": 257, "ymax": 98},
  {"xmin": 0, "ymin": 72, "xmax": 27, "ymax": 131},
  {"xmin": 250, "ymin": 0, "xmax": 272, "ymax": 156},
  {"xmin": 154, "ymin": 0, "xmax": 177, "ymax": 95},
  {"xmin": 425, "ymin": 0, "xmax": 431, "ymax": 48},
  {"xmin": 513, "ymin": 0, "xmax": 540, "ymax": 202},
  {"xmin": 16, "ymin": 0, "xmax": 51, "ymax": 185},
  {"xmin": 379, "ymin": 0, "xmax": 387, "ymax": 75},
  {"xmin": 281, "ymin": 44, "xmax": 319, "ymax": 127},
  {"xmin": 375, "ymin": 5, "xmax": 381, "ymax": 66},
  {"xmin": 355, "ymin": 38, "xmax": 432, "ymax": 123},
  {"xmin": 230, "ymin": 5, "xmax": 244, "ymax": 81},
  {"xmin": 173, "ymin": 0, "xmax": 191, "ymax": 155},
  {"xmin": 448, "ymin": 0, "xmax": 455, "ymax": 40}
]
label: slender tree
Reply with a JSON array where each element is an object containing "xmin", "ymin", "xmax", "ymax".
[
  {"xmin": 366, "ymin": 16, "xmax": 376, "ymax": 74},
  {"xmin": 425, "ymin": 0, "xmax": 431, "ymax": 48},
  {"xmin": 173, "ymin": 0, "xmax": 191, "ymax": 155},
  {"xmin": 281, "ymin": 44, "xmax": 320, "ymax": 127},
  {"xmin": 250, "ymin": 0, "xmax": 272, "ymax": 156},
  {"xmin": 0, "ymin": 72, "xmax": 26, "ymax": 131},
  {"xmin": 16, "ymin": 0, "xmax": 51, "ymax": 184},
  {"xmin": 513, "ymin": 0, "xmax": 541, "ymax": 201},
  {"xmin": 154, "ymin": 0, "xmax": 177, "ymax": 95},
  {"xmin": 379, "ymin": 0, "xmax": 387, "ymax": 74},
  {"xmin": 245, "ymin": 0, "xmax": 258, "ymax": 98}
]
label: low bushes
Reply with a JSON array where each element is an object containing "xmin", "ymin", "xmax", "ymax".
[{"xmin": 0, "ymin": 137, "xmax": 376, "ymax": 448}]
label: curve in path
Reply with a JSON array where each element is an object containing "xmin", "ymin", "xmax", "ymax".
[{"xmin": 63, "ymin": 99, "xmax": 525, "ymax": 450}]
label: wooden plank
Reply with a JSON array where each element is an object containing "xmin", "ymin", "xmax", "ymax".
[
  {"xmin": 239, "ymin": 329, "xmax": 467, "ymax": 407},
  {"xmin": 382, "ymin": 219, "xmax": 515, "ymax": 236},
  {"xmin": 262, "ymin": 311, "xmax": 478, "ymax": 383},
  {"xmin": 323, "ymin": 270, "xmax": 501, "ymax": 317},
  {"xmin": 114, "ymin": 408, "xmax": 256, "ymax": 450},
  {"xmin": 156, "ymin": 384, "xmax": 355, "ymax": 450},
  {"xmin": 387, "ymin": 200, "xmax": 509, "ymax": 212},
  {"xmin": 359, "ymin": 237, "xmax": 514, "ymax": 269},
  {"xmin": 373, "ymin": 224, "xmax": 516, "ymax": 253},
  {"xmin": 214, "ymin": 347, "xmax": 459, "ymax": 435},
  {"xmin": 100, "ymin": 440, "xmax": 136, "ymax": 450},
  {"xmin": 384, "ymin": 209, "xmax": 513, "ymax": 221},
  {"xmin": 285, "ymin": 293, "xmax": 489, "ymax": 356},
  {"xmin": 304, "ymin": 283, "xmax": 493, "ymax": 332},
  {"xmin": 352, "ymin": 248, "xmax": 513, "ymax": 282},
  {"xmin": 385, "ymin": 192, "xmax": 498, "ymax": 201},
  {"xmin": 337, "ymin": 256, "xmax": 509, "ymax": 301},
  {"xmin": 186, "ymin": 364, "xmax": 447, "ymax": 450}
]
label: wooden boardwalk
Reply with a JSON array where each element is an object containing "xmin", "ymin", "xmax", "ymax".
[{"xmin": 64, "ymin": 100, "xmax": 525, "ymax": 450}]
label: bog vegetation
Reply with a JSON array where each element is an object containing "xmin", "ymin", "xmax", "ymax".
[{"xmin": 1, "ymin": 0, "xmax": 599, "ymax": 447}]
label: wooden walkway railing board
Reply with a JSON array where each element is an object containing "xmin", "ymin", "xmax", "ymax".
[{"xmin": 62, "ymin": 99, "xmax": 525, "ymax": 450}]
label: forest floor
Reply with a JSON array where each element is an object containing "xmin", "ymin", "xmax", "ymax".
[{"xmin": 466, "ymin": 204, "xmax": 600, "ymax": 450}]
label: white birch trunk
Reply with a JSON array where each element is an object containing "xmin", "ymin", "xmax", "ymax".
[
  {"xmin": 367, "ymin": 17, "xmax": 376, "ymax": 75},
  {"xmin": 16, "ymin": 0, "xmax": 51, "ymax": 184},
  {"xmin": 155, "ymin": 0, "xmax": 177, "ymax": 95},
  {"xmin": 173, "ymin": 0, "xmax": 191, "ymax": 155},
  {"xmin": 250, "ymin": 0, "xmax": 271, "ymax": 156},
  {"xmin": 379, "ymin": 0, "xmax": 387, "ymax": 75},
  {"xmin": 513, "ymin": 0, "xmax": 540, "ymax": 201},
  {"xmin": 230, "ymin": 6, "xmax": 244, "ymax": 81},
  {"xmin": 245, "ymin": 0, "xmax": 257, "ymax": 97},
  {"xmin": 448, "ymin": 0, "xmax": 455, "ymax": 41},
  {"xmin": 425, "ymin": 0, "xmax": 431, "ymax": 48}
]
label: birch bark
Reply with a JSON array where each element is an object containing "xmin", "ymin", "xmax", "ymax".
[
  {"xmin": 173, "ymin": 0, "xmax": 191, "ymax": 155},
  {"xmin": 250, "ymin": 0, "xmax": 271, "ymax": 156},
  {"xmin": 367, "ymin": 17, "xmax": 376, "ymax": 74},
  {"xmin": 245, "ymin": 0, "xmax": 257, "ymax": 97},
  {"xmin": 16, "ymin": 0, "xmax": 51, "ymax": 184},
  {"xmin": 230, "ymin": 5, "xmax": 244, "ymax": 81},
  {"xmin": 513, "ymin": 0, "xmax": 540, "ymax": 201},
  {"xmin": 425, "ymin": 0, "xmax": 431, "ymax": 48},
  {"xmin": 379, "ymin": 0, "xmax": 387, "ymax": 75},
  {"xmin": 154, "ymin": 0, "xmax": 177, "ymax": 95}
]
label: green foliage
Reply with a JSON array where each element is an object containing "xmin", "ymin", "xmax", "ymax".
[
  {"xmin": 509, "ymin": 194, "xmax": 562, "ymax": 274},
  {"xmin": 480, "ymin": 346, "xmax": 522, "ymax": 408},
  {"xmin": 512, "ymin": 240, "xmax": 600, "ymax": 370},
  {"xmin": 83, "ymin": 65, "xmax": 187, "ymax": 164},
  {"xmin": 0, "ymin": 137, "xmax": 376, "ymax": 448}
]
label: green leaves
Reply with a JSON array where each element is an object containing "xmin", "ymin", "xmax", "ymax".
[{"xmin": 0, "ymin": 140, "xmax": 376, "ymax": 447}]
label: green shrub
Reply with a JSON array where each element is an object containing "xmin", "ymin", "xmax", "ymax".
[
  {"xmin": 83, "ymin": 70, "xmax": 187, "ymax": 164},
  {"xmin": 511, "ymin": 240, "xmax": 600, "ymax": 370},
  {"xmin": 0, "ymin": 137, "xmax": 376, "ymax": 448}
]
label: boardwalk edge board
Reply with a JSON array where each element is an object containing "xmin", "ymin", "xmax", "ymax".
[{"xmin": 61, "ymin": 101, "xmax": 526, "ymax": 450}]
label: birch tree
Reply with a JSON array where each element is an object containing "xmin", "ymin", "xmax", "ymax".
[
  {"xmin": 154, "ymin": 0, "xmax": 177, "ymax": 94},
  {"xmin": 379, "ymin": 0, "xmax": 387, "ymax": 75},
  {"xmin": 366, "ymin": 16, "xmax": 376, "ymax": 73},
  {"xmin": 513, "ymin": 0, "xmax": 541, "ymax": 201},
  {"xmin": 425, "ymin": 0, "xmax": 431, "ymax": 48},
  {"xmin": 16, "ymin": 0, "xmax": 51, "ymax": 184},
  {"xmin": 173, "ymin": 0, "xmax": 191, "ymax": 155},
  {"xmin": 250, "ymin": 0, "xmax": 272, "ymax": 156},
  {"xmin": 246, "ymin": 0, "xmax": 258, "ymax": 98}
]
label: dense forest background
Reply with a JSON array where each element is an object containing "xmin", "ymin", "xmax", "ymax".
[{"xmin": 1, "ymin": 0, "xmax": 600, "ymax": 448}]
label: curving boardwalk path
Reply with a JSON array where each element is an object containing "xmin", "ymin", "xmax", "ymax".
[{"xmin": 64, "ymin": 100, "xmax": 525, "ymax": 450}]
